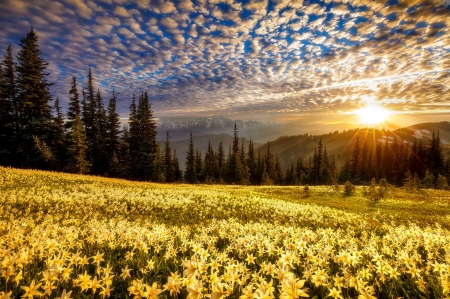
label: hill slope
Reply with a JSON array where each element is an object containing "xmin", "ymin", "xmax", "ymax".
[{"xmin": 257, "ymin": 121, "xmax": 450, "ymax": 169}]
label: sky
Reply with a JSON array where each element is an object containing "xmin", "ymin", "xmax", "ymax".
[{"xmin": 0, "ymin": 0, "xmax": 450, "ymax": 133}]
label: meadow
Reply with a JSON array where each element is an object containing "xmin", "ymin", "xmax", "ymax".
[{"xmin": 1, "ymin": 167, "xmax": 450, "ymax": 299}]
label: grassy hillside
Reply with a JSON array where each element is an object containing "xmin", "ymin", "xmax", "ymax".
[
  {"xmin": 258, "ymin": 122, "xmax": 450, "ymax": 169},
  {"xmin": 1, "ymin": 167, "xmax": 450, "ymax": 299}
]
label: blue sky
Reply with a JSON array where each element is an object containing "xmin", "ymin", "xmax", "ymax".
[{"xmin": 1, "ymin": 0, "xmax": 450, "ymax": 131}]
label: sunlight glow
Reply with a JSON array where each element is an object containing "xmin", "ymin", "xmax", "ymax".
[{"xmin": 354, "ymin": 104, "xmax": 393, "ymax": 126}]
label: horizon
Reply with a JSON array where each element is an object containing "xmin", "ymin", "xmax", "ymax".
[{"xmin": 1, "ymin": 0, "xmax": 450, "ymax": 133}]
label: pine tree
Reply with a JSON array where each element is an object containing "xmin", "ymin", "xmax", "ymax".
[
  {"xmin": 436, "ymin": 174, "xmax": 449, "ymax": 190},
  {"xmin": 184, "ymin": 132, "xmax": 197, "ymax": 183},
  {"xmin": 265, "ymin": 141, "xmax": 275, "ymax": 182},
  {"xmin": 429, "ymin": 130, "xmax": 444, "ymax": 177},
  {"xmin": 195, "ymin": 149, "xmax": 203, "ymax": 182},
  {"xmin": 246, "ymin": 139, "xmax": 256, "ymax": 184},
  {"xmin": 295, "ymin": 156, "xmax": 305, "ymax": 183},
  {"xmin": 0, "ymin": 59, "xmax": 10, "ymax": 164},
  {"xmin": 227, "ymin": 122, "xmax": 243, "ymax": 184},
  {"xmin": 52, "ymin": 97, "xmax": 66, "ymax": 169},
  {"xmin": 173, "ymin": 149, "xmax": 183, "ymax": 182},
  {"xmin": 163, "ymin": 131, "xmax": 175, "ymax": 182},
  {"xmin": 66, "ymin": 76, "xmax": 80, "ymax": 129},
  {"xmin": 350, "ymin": 137, "xmax": 360, "ymax": 180},
  {"xmin": 274, "ymin": 154, "xmax": 283, "ymax": 184},
  {"xmin": 130, "ymin": 92, "xmax": 157, "ymax": 181},
  {"xmin": 106, "ymin": 91, "xmax": 121, "ymax": 175},
  {"xmin": 1, "ymin": 45, "xmax": 17, "ymax": 165},
  {"xmin": 67, "ymin": 115, "xmax": 90, "ymax": 174},
  {"xmin": 15, "ymin": 28, "xmax": 54, "ymax": 168},
  {"xmin": 83, "ymin": 68, "xmax": 97, "ymax": 169},
  {"xmin": 118, "ymin": 126, "xmax": 131, "ymax": 179},
  {"xmin": 217, "ymin": 141, "xmax": 225, "ymax": 182},
  {"xmin": 403, "ymin": 170, "xmax": 413, "ymax": 190},
  {"xmin": 422, "ymin": 170, "xmax": 435, "ymax": 189},
  {"xmin": 93, "ymin": 89, "xmax": 108, "ymax": 175}
]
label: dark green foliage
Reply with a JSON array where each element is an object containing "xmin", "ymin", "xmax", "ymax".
[
  {"xmin": 66, "ymin": 76, "xmax": 80, "ymax": 129},
  {"xmin": 67, "ymin": 116, "xmax": 90, "ymax": 174},
  {"xmin": 184, "ymin": 133, "xmax": 197, "ymax": 183},
  {"xmin": 422, "ymin": 170, "xmax": 435, "ymax": 189},
  {"xmin": 344, "ymin": 181, "xmax": 355, "ymax": 196},
  {"xmin": 163, "ymin": 131, "xmax": 175, "ymax": 183},
  {"xmin": 129, "ymin": 92, "xmax": 157, "ymax": 181},
  {"xmin": 15, "ymin": 28, "xmax": 55, "ymax": 168}
]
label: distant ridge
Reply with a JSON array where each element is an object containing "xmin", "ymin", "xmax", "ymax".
[{"xmin": 257, "ymin": 121, "xmax": 450, "ymax": 170}]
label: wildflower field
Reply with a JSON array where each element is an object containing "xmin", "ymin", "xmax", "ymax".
[{"xmin": 1, "ymin": 167, "xmax": 450, "ymax": 299}]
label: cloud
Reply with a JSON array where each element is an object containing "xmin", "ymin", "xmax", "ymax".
[
  {"xmin": 113, "ymin": 6, "xmax": 130, "ymax": 17},
  {"xmin": 0, "ymin": 0, "xmax": 448, "ymax": 127}
]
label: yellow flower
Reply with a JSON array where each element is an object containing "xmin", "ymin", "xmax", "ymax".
[
  {"xmin": 187, "ymin": 280, "xmax": 203, "ymax": 299},
  {"xmin": 328, "ymin": 287, "xmax": 341, "ymax": 299},
  {"xmin": 55, "ymin": 290, "xmax": 73, "ymax": 299},
  {"xmin": 145, "ymin": 282, "xmax": 163, "ymax": 299},
  {"xmin": 21, "ymin": 279, "xmax": 42, "ymax": 299},
  {"xmin": 280, "ymin": 275, "xmax": 309, "ymax": 299}
]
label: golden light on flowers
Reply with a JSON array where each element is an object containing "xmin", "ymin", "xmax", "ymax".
[{"xmin": 1, "ymin": 167, "xmax": 450, "ymax": 299}]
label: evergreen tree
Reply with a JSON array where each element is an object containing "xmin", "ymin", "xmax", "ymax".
[
  {"xmin": 295, "ymin": 156, "xmax": 305, "ymax": 183},
  {"xmin": 83, "ymin": 68, "xmax": 97, "ymax": 169},
  {"xmin": 52, "ymin": 97, "xmax": 66, "ymax": 169},
  {"xmin": 153, "ymin": 142, "xmax": 165, "ymax": 182},
  {"xmin": 246, "ymin": 139, "xmax": 257, "ymax": 184},
  {"xmin": 106, "ymin": 91, "xmax": 121, "ymax": 175},
  {"xmin": 403, "ymin": 170, "xmax": 413, "ymax": 190},
  {"xmin": 93, "ymin": 89, "xmax": 108, "ymax": 175},
  {"xmin": 274, "ymin": 154, "xmax": 283, "ymax": 184},
  {"xmin": 173, "ymin": 150, "xmax": 183, "ymax": 182},
  {"xmin": 350, "ymin": 137, "xmax": 360, "ymax": 180},
  {"xmin": 265, "ymin": 141, "xmax": 275, "ymax": 182},
  {"xmin": 184, "ymin": 132, "xmax": 197, "ymax": 183},
  {"xmin": 437, "ymin": 174, "xmax": 449, "ymax": 190},
  {"xmin": 1, "ymin": 45, "xmax": 17, "ymax": 165},
  {"xmin": 118, "ymin": 126, "xmax": 131, "ymax": 179},
  {"xmin": 67, "ymin": 115, "xmax": 90, "ymax": 174},
  {"xmin": 422, "ymin": 170, "xmax": 435, "ymax": 189},
  {"xmin": 15, "ymin": 28, "xmax": 54, "ymax": 168},
  {"xmin": 195, "ymin": 149, "xmax": 203, "ymax": 182},
  {"xmin": 0, "ymin": 60, "xmax": 11, "ymax": 164},
  {"xmin": 227, "ymin": 122, "xmax": 243, "ymax": 184},
  {"xmin": 163, "ymin": 131, "xmax": 175, "ymax": 182},
  {"xmin": 66, "ymin": 76, "xmax": 80, "ymax": 129},
  {"xmin": 217, "ymin": 141, "xmax": 225, "ymax": 182},
  {"xmin": 428, "ymin": 130, "xmax": 444, "ymax": 177}
]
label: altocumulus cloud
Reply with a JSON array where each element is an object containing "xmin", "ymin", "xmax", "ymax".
[{"xmin": 0, "ymin": 0, "xmax": 450, "ymax": 123}]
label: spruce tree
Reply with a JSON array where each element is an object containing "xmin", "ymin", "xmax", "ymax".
[
  {"xmin": 118, "ymin": 126, "xmax": 131, "ymax": 179},
  {"xmin": 217, "ymin": 141, "xmax": 225, "ymax": 182},
  {"xmin": 184, "ymin": 132, "xmax": 197, "ymax": 183},
  {"xmin": 15, "ymin": 28, "xmax": 54, "ymax": 167},
  {"xmin": 106, "ymin": 91, "xmax": 121, "ymax": 175},
  {"xmin": 1, "ymin": 45, "xmax": 17, "ymax": 165},
  {"xmin": 133, "ymin": 92, "xmax": 157, "ymax": 181},
  {"xmin": 350, "ymin": 137, "xmax": 360, "ymax": 180},
  {"xmin": 52, "ymin": 97, "xmax": 66, "ymax": 169},
  {"xmin": 173, "ymin": 149, "xmax": 183, "ymax": 182},
  {"xmin": 67, "ymin": 115, "xmax": 90, "ymax": 174},
  {"xmin": 227, "ymin": 122, "xmax": 243, "ymax": 184},
  {"xmin": 195, "ymin": 149, "xmax": 203, "ymax": 183},
  {"xmin": 94, "ymin": 89, "xmax": 108, "ymax": 175},
  {"xmin": 163, "ymin": 131, "xmax": 175, "ymax": 182},
  {"xmin": 265, "ymin": 141, "xmax": 275, "ymax": 182},
  {"xmin": 66, "ymin": 76, "xmax": 81, "ymax": 129}
]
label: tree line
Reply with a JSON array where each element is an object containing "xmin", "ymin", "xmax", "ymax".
[{"xmin": 0, "ymin": 29, "xmax": 449, "ymax": 188}]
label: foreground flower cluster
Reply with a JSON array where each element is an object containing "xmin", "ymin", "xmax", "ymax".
[{"xmin": 1, "ymin": 167, "xmax": 450, "ymax": 299}]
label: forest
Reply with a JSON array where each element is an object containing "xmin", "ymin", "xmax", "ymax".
[{"xmin": 1, "ymin": 29, "xmax": 449, "ymax": 188}]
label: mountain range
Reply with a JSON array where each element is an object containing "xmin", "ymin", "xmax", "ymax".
[{"xmin": 156, "ymin": 118, "xmax": 450, "ymax": 170}]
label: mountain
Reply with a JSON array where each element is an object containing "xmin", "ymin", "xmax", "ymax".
[
  {"xmin": 257, "ymin": 121, "xmax": 450, "ymax": 170},
  {"xmin": 156, "ymin": 117, "xmax": 298, "ymax": 143}
]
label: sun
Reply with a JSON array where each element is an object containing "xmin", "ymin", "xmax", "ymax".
[{"xmin": 355, "ymin": 104, "xmax": 392, "ymax": 126}]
